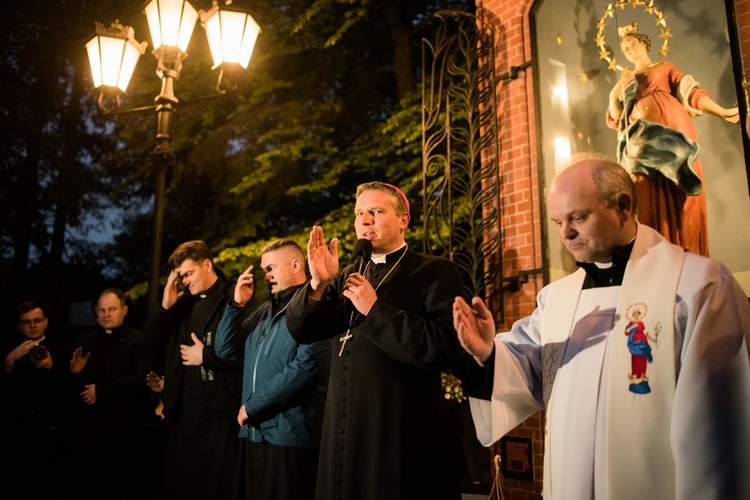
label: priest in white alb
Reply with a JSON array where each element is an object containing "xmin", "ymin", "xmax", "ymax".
[{"xmin": 454, "ymin": 155, "xmax": 750, "ymax": 499}]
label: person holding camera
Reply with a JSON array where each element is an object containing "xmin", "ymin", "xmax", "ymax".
[
  {"xmin": 3, "ymin": 302, "xmax": 54, "ymax": 374},
  {"xmin": 1, "ymin": 300, "xmax": 71, "ymax": 499}
]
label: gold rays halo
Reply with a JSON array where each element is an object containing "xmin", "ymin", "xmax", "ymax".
[
  {"xmin": 626, "ymin": 302, "xmax": 649, "ymax": 321},
  {"xmin": 596, "ymin": 0, "xmax": 671, "ymax": 72}
]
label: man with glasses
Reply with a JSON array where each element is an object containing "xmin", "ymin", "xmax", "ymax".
[
  {"xmin": 1, "ymin": 301, "xmax": 70, "ymax": 498},
  {"xmin": 3, "ymin": 302, "xmax": 52, "ymax": 374}
]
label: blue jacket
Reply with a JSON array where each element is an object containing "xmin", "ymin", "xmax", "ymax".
[{"xmin": 215, "ymin": 284, "xmax": 329, "ymax": 447}]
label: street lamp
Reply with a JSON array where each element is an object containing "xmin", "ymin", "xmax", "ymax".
[
  {"xmin": 85, "ymin": 0, "xmax": 261, "ymax": 312},
  {"xmin": 85, "ymin": 22, "xmax": 148, "ymax": 110},
  {"xmin": 200, "ymin": 3, "xmax": 261, "ymax": 69}
]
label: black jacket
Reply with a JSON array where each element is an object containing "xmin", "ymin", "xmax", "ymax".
[{"xmin": 143, "ymin": 270, "xmax": 243, "ymax": 425}]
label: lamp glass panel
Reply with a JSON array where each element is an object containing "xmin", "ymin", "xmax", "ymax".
[
  {"xmin": 158, "ymin": 0, "xmax": 185, "ymax": 47},
  {"xmin": 117, "ymin": 42, "xmax": 143, "ymax": 91},
  {"xmin": 85, "ymin": 37, "xmax": 103, "ymax": 88},
  {"xmin": 203, "ymin": 13, "xmax": 223, "ymax": 68},
  {"xmin": 239, "ymin": 17, "xmax": 261, "ymax": 69},
  {"xmin": 176, "ymin": 2, "xmax": 199, "ymax": 52},
  {"xmin": 219, "ymin": 11, "xmax": 246, "ymax": 64},
  {"xmin": 144, "ymin": 0, "xmax": 162, "ymax": 49},
  {"xmin": 99, "ymin": 36, "xmax": 126, "ymax": 87},
  {"xmin": 239, "ymin": 16, "xmax": 260, "ymax": 68}
]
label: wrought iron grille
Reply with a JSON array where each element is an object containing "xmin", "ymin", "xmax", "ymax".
[{"xmin": 421, "ymin": 10, "xmax": 502, "ymax": 316}]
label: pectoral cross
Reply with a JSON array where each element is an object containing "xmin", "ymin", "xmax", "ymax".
[{"xmin": 338, "ymin": 328, "xmax": 353, "ymax": 356}]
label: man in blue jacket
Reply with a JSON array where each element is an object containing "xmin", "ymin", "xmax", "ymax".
[{"xmin": 215, "ymin": 239, "xmax": 329, "ymax": 500}]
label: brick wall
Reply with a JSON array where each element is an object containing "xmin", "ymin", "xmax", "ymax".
[
  {"xmin": 477, "ymin": 0, "xmax": 545, "ymax": 496},
  {"xmin": 738, "ymin": 0, "xmax": 750, "ymax": 87},
  {"xmin": 479, "ymin": 0, "xmax": 544, "ymax": 332}
]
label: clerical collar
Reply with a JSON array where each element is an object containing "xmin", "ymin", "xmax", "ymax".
[
  {"xmin": 371, "ymin": 243, "xmax": 407, "ymax": 265},
  {"xmin": 576, "ymin": 240, "xmax": 634, "ymax": 289},
  {"xmin": 198, "ymin": 277, "xmax": 222, "ymax": 299},
  {"xmin": 102, "ymin": 324, "xmax": 125, "ymax": 335}
]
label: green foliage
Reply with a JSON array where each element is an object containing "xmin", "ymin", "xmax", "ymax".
[{"xmin": 0, "ymin": 0, "xmax": 475, "ymax": 326}]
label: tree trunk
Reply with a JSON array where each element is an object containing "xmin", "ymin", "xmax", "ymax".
[
  {"xmin": 382, "ymin": 0, "xmax": 413, "ymax": 101},
  {"xmin": 49, "ymin": 65, "xmax": 87, "ymax": 269}
]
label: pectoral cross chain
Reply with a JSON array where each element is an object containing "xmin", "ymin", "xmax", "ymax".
[{"xmin": 338, "ymin": 328, "xmax": 353, "ymax": 357}]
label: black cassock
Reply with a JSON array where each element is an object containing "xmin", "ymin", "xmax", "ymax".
[
  {"xmin": 286, "ymin": 247, "xmax": 464, "ymax": 500},
  {"xmin": 143, "ymin": 273, "xmax": 243, "ymax": 499}
]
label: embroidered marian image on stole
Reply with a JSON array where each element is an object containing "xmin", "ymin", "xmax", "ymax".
[{"xmin": 624, "ymin": 302, "xmax": 661, "ymax": 394}]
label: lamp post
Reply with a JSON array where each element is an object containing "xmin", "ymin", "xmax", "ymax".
[{"xmin": 85, "ymin": 0, "xmax": 261, "ymax": 313}]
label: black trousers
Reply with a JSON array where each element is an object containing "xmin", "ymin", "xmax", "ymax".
[
  {"xmin": 235, "ymin": 440, "xmax": 319, "ymax": 500},
  {"xmin": 163, "ymin": 416, "xmax": 240, "ymax": 500}
]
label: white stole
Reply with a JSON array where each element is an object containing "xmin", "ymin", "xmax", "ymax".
[{"xmin": 541, "ymin": 225, "xmax": 685, "ymax": 499}]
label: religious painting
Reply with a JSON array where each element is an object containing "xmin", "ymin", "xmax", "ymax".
[{"xmin": 533, "ymin": 0, "xmax": 750, "ymax": 292}]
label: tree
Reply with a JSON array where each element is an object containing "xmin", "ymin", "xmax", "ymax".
[
  {"xmin": 202, "ymin": 0, "xmax": 473, "ymax": 274},
  {"xmin": 0, "ymin": 0, "xmax": 146, "ymax": 326},
  {"xmin": 0, "ymin": 0, "xmax": 474, "ymax": 328},
  {"xmin": 100, "ymin": 0, "xmax": 473, "ymax": 308}
]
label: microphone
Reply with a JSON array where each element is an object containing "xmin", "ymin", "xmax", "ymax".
[{"xmin": 352, "ymin": 238, "xmax": 373, "ymax": 275}]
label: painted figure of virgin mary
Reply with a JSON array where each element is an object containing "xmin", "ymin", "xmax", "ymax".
[{"xmin": 606, "ymin": 22, "xmax": 738, "ymax": 256}]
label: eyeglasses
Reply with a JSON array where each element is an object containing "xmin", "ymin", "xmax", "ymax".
[{"xmin": 20, "ymin": 317, "xmax": 46, "ymax": 327}]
